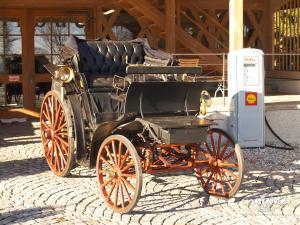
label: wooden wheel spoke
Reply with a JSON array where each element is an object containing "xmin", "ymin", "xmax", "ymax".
[
  {"xmin": 42, "ymin": 111, "xmax": 51, "ymax": 124},
  {"xmin": 111, "ymin": 141, "xmax": 118, "ymax": 166},
  {"xmin": 104, "ymin": 146, "xmax": 115, "ymax": 166},
  {"xmin": 98, "ymin": 169, "xmax": 113, "ymax": 174},
  {"xmin": 122, "ymin": 173, "xmax": 136, "ymax": 179},
  {"xmin": 53, "ymin": 101, "xmax": 62, "ymax": 128},
  {"xmin": 41, "ymin": 120, "xmax": 50, "ymax": 130},
  {"xmin": 201, "ymin": 167, "xmax": 210, "ymax": 175},
  {"xmin": 56, "ymin": 135, "xmax": 69, "ymax": 148},
  {"xmin": 120, "ymin": 181, "xmax": 125, "ymax": 208},
  {"xmin": 223, "ymin": 150, "xmax": 236, "ymax": 161},
  {"xmin": 114, "ymin": 180, "xmax": 120, "ymax": 207},
  {"xmin": 218, "ymin": 171, "xmax": 226, "ymax": 194},
  {"xmin": 57, "ymin": 132, "xmax": 68, "ymax": 138},
  {"xmin": 56, "ymin": 115, "xmax": 65, "ymax": 131},
  {"xmin": 216, "ymin": 133, "xmax": 222, "ymax": 158},
  {"xmin": 204, "ymin": 171, "xmax": 214, "ymax": 188},
  {"xmin": 54, "ymin": 145, "xmax": 61, "ymax": 172},
  {"xmin": 120, "ymin": 179, "xmax": 132, "ymax": 202},
  {"xmin": 219, "ymin": 139, "xmax": 230, "ymax": 159},
  {"xmin": 55, "ymin": 122, "xmax": 67, "ymax": 133},
  {"xmin": 54, "ymin": 140, "xmax": 67, "ymax": 166},
  {"xmin": 195, "ymin": 167, "xmax": 209, "ymax": 185},
  {"xmin": 120, "ymin": 177, "xmax": 135, "ymax": 192},
  {"xmin": 221, "ymin": 168, "xmax": 238, "ymax": 180},
  {"xmin": 107, "ymin": 180, "xmax": 117, "ymax": 199},
  {"xmin": 49, "ymin": 143, "xmax": 54, "ymax": 164},
  {"xmin": 118, "ymin": 142, "xmax": 123, "ymax": 167},
  {"xmin": 204, "ymin": 142, "xmax": 213, "ymax": 156},
  {"xmin": 102, "ymin": 177, "xmax": 114, "ymax": 188},
  {"xmin": 220, "ymin": 169, "xmax": 234, "ymax": 190},
  {"xmin": 120, "ymin": 149, "xmax": 129, "ymax": 169},
  {"xmin": 100, "ymin": 157, "xmax": 115, "ymax": 170},
  {"xmin": 44, "ymin": 145, "xmax": 51, "ymax": 158},
  {"xmin": 51, "ymin": 96, "xmax": 55, "ymax": 127},
  {"xmin": 121, "ymin": 162, "xmax": 134, "ymax": 173},
  {"xmin": 45, "ymin": 102, "xmax": 52, "ymax": 125},
  {"xmin": 219, "ymin": 161, "xmax": 238, "ymax": 168}
]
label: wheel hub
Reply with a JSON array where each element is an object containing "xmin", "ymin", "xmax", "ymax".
[
  {"xmin": 50, "ymin": 129, "xmax": 56, "ymax": 140},
  {"xmin": 208, "ymin": 157, "xmax": 219, "ymax": 168}
]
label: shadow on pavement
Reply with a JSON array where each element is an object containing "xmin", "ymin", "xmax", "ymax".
[
  {"xmin": 0, "ymin": 120, "xmax": 40, "ymax": 148},
  {"xmin": 0, "ymin": 157, "xmax": 48, "ymax": 180},
  {"xmin": 0, "ymin": 206, "xmax": 60, "ymax": 224}
]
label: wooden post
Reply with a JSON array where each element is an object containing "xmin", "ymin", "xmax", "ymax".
[
  {"xmin": 165, "ymin": 0, "xmax": 176, "ymax": 53},
  {"xmin": 229, "ymin": 0, "xmax": 244, "ymax": 51},
  {"xmin": 21, "ymin": 9, "xmax": 36, "ymax": 110}
]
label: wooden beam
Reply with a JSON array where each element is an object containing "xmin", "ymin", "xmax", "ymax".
[
  {"xmin": 21, "ymin": 9, "xmax": 36, "ymax": 110},
  {"xmin": 0, "ymin": 108, "xmax": 40, "ymax": 119},
  {"xmin": 229, "ymin": 0, "xmax": 244, "ymax": 51},
  {"xmin": 165, "ymin": 0, "xmax": 176, "ymax": 52}
]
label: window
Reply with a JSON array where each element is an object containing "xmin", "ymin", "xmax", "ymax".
[
  {"xmin": 34, "ymin": 18, "xmax": 86, "ymax": 73},
  {"xmin": 0, "ymin": 18, "xmax": 22, "ymax": 74}
]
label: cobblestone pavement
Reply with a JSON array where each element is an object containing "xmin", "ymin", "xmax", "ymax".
[{"xmin": 1, "ymin": 121, "xmax": 300, "ymax": 225}]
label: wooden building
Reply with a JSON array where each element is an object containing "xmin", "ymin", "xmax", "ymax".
[{"xmin": 0, "ymin": 0, "xmax": 299, "ymax": 115}]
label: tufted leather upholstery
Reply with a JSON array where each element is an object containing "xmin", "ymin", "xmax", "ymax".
[
  {"xmin": 63, "ymin": 37, "xmax": 145, "ymax": 86},
  {"xmin": 78, "ymin": 41, "xmax": 145, "ymax": 76}
]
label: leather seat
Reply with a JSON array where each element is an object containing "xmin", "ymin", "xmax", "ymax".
[{"xmin": 62, "ymin": 36, "xmax": 145, "ymax": 87}]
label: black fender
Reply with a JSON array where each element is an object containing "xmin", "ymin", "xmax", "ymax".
[
  {"xmin": 89, "ymin": 116, "xmax": 138, "ymax": 168},
  {"xmin": 68, "ymin": 95, "xmax": 87, "ymax": 162}
]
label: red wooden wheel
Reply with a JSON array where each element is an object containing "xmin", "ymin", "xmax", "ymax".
[
  {"xmin": 97, "ymin": 135, "xmax": 142, "ymax": 214},
  {"xmin": 194, "ymin": 128, "xmax": 244, "ymax": 198},
  {"xmin": 40, "ymin": 91, "xmax": 74, "ymax": 177}
]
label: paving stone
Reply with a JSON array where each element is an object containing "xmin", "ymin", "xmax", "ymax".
[{"xmin": 1, "ymin": 121, "xmax": 300, "ymax": 225}]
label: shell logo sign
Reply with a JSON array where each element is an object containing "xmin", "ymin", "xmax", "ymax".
[{"xmin": 245, "ymin": 92, "xmax": 257, "ymax": 106}]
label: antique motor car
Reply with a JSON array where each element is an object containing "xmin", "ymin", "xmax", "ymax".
[{"xmin": 40, "ymin": 36, "xmax": 244, "ymax": 213}]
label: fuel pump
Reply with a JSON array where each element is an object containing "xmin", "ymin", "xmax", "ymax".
[{"xmin": 227, "ymin": 49, "xmax": 265, "ymax": 148}]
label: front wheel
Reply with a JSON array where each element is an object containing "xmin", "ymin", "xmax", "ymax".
[
  {"xmin": 194, "ymin": 128, "xmax": 244, "ymax": 198},
  {"xmin": 97, "ymin": 135, "xmax": 142, "ymax": 214},
  {"xmin": 40, "ymin": 91, "xmax": 75, "ymax": 177}
]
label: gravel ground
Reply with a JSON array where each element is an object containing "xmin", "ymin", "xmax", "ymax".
[{"xmin": 0, "ymin": 120, "xmax": 300, "ymax": 225}]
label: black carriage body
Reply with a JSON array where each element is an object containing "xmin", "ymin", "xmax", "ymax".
[{"xmin": 48, "ymin": 36, "xmax": 213, "ymax": 167}]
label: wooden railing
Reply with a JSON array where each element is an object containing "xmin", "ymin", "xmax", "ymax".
[{"xmin": 273, "ymin": 0, "xmax": 300, "ymax": 71}]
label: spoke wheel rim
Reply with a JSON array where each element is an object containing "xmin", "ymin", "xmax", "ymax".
[
  {"xmin": 40, "ymin": 92, "xmax": 71, "ymax": 176},
  {"xmin": 97, "ymin": 135, "xmax": 142, "ymax": 214},
  {"xmin": 195, "ymin": 128, "xmax": 244, "ymax": 198}
]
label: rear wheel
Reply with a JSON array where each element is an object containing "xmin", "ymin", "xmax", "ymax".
[
  {"xmin": 194, "ymin": 128, "xmax": 244, "ymax": 198},
  {"xmin": 97, "ymin": 135, "xmax": 142, "ymax": 213},
  {"xmin": 40, "ymin": 90, "xmax": 74, "ymax": 177}
]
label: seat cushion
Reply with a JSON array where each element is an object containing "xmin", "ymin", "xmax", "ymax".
[{"xmin": 76, "ymin": 39, "xmax": 145, "ymax": 86}]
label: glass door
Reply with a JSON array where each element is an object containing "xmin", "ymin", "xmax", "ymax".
[{"xmin": 0, "ymin": 17, "xmax": 23, "ymax": 108}]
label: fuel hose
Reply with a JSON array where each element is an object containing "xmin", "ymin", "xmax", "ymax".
[{"xmin": 265, "ymin": 115, "xmax": 294, "ymax": 150}]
